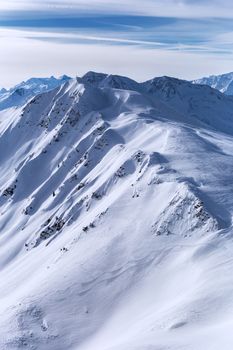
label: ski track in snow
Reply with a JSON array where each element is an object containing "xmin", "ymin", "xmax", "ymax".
[{"xmin": 0, "ymin": 72, "xmax": 233, "ymax": 349}]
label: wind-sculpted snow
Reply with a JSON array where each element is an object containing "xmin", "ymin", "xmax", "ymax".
[{"xmin": 1, "ymin": 73, "xmax": 233, "ymax": 349}]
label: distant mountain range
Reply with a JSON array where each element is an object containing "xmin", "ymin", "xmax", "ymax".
[
  {"xmin": 192, "ymin": 71, "xmax": 233, "ymax": 95},
  {"xmin": 0, "ymin": 75, "xmax": 71, "ymax": 111}
]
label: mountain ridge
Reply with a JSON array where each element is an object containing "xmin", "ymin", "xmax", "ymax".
[{"xmin": 0, "ymin": 71, "xmax": 233, "ymax": 349}]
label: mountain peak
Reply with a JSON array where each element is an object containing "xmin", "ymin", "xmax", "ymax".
[
  {"xmin": 100, "ymin": 74, "xmax": 139, "ymax": 91},
  {"xmin": 0, "ymin": 87, "xmax": 7, "ymax": 94},
  {"xmin": 81, "ymin": 71, "xmax": 108, "ymax": 85}
]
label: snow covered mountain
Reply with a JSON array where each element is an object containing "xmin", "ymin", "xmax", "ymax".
[
  {"xmin": 0, "ymin": 75, "xmax": 71, "ymax": 111},
  {"xmin": 1, "ymin": 72, "xmax": 233, "ymax": 350},
  {"xmin": 192, "ymin": 71, "xmax": 233, "ymax": 95}
]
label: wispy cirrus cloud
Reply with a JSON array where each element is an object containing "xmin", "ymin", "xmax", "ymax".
[
  {"xmin": 1, "ymin": 27, "xmax": 233, "ymax": 88},
  {"xmin": 1, "ymin": 0, "xmax": 233, "ymax": 18},
  {"xmin": 0, "ymin": 0, "xmax": 233, "ymax": 87}
]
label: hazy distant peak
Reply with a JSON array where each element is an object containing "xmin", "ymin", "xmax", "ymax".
[{"xmin": 192, "ymin": 71, "xmax": 233, "ymax": 95}]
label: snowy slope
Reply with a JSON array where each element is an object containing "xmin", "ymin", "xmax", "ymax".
[
  {"xmin": 0, "ymin": 75, "xmax": 71, "ymax": 111},
  {"xmin": 1, "ymin": 72, "xmax": 233, "ymax": 350},
  {"xmin": 192, "ymin": 71, "xmax": 233, "ymax": 95}
]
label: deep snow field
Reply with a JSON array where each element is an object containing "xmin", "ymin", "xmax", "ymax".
[{"xmin": 1, "ymin": 72, "xmax": 233, "ymax": 349}]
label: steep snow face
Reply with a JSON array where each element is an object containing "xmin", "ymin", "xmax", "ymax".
[
  {"xmin": 1, "ymin": 74, "xmax": 233, "ymax": 350},
  {"xmin": 0, "ymin": 75, "xmax": 71, "ymax": 111},
  {"xmin": 192, "ymin": 72, "xmax": 233, "ymax": 95}
]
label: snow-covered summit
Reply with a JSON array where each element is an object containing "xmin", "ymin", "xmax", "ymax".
[
  {"xmin": 81, "ymin": 71, "xmax": 108, "ymax": 86},
  {"xmin": 0, "ymin": 87, "xmax": 7, "ymax": 94},
  {"xmin": 1, "ymin": 72, "xmax": 233, "ymax": 349},
  {"xmin": 81, "ymin": 71, "xmax": 140, "ymax": 91},
  {"xmin": 192, "ymin": 71, "xmax": 233, "ymax": 95}
]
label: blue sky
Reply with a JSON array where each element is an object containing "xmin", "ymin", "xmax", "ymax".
[{"xmin": 1, "ymin": 0, "xmax": 233, "ymax": 87}]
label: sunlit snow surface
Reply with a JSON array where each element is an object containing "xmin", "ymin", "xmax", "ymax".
[{"xmin": 1, "ymin": 72, "xmax": 233, "ymax": 349}]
